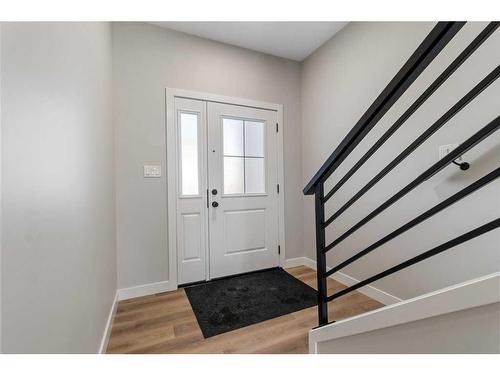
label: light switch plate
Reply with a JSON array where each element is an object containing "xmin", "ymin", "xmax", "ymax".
[
  {"xmin": 144, "ymin": 165, "xmax": 161, "ymax": 178},
  {"xmin": 439, "ymin": 144, "xmax": 461, "ymax": 161}
]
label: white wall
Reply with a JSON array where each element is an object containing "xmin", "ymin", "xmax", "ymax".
[
  {"xmin": 0, "ymin": 23, "xmax": 3, "ymax": 354},
  {"xmin": 317, "ymin": 302, "xmax": 500, "ymax": 354},
  {"xmin": 113, "ymin": 23, "xmax": 302, "ymax": 289},
  {"xmin": 0, "ymin": 23, "xmax": 116, "ymax": 353},
  {"xmin": 301, "ymin": 22, "xmax": 500, "ymax": 300}
]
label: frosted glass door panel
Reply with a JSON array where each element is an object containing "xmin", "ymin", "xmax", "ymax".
[
  {"xmin": 222, "ymin": 117, "xmax": 266, "ymax": 195},
  {"xmin": 223, "ymin": 157, "xmax": 245, "ymax": 194},
  {"xmin": 245, "ymin": 158, "xmax": 265, "ymax": 193},
  {"xmin": 223, "ymin": 118, "xmax": 244, "ymax": 156},
  {"xmin": 244, "ymin": 121, "xmax": 264, "ymax": 157},
  {"xmin": 180, "ymin": 112, "xmax": 200, "ymax": 196}
]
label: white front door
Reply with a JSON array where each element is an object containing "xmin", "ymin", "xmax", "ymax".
[
  {"xmin": 174, "ymin": 98, "xmax": 209, "ymax": 285},
  {"xmin": 207, "ymin": 102, "xmax": 280, "ymax": 279},
  {"xmin": 173, "ymin": 97, "xmax": 280, "ymax": 284}
]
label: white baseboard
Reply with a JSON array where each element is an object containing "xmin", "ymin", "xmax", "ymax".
[
  {"xmin": 283, "ymin": 256, "xmax": 402, "ymax": 306},
  {"xmin": 283, "ymin": 257, "xmax": 310, "ymax": 269},
  {"xmin": 332, "ymin": 271, "xmax": 402, "ymax": 306},
  {"xmin": 115, "ymin": 257, "xmax": 400, "ymax": 305},
  {"xmin": 99, "ymin": 291, "xmax": 119, "ymax": 354},
  {"xmin": 117, "ymin": 280, "xmax": 175, "ymax": 301}
]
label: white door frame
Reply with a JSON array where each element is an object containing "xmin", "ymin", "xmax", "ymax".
[{"xmin": 166, "ymin": 88, "xmax": 286, "ymax": 290}]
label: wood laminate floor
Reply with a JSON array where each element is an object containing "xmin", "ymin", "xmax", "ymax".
[{"xmin": 106, "ymin": 266, "xmax": 383, "ymax": 354}]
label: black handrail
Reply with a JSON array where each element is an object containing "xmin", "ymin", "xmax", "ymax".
[
  {"xmin": 322, "ymin": 22, "xmax": 499, "ymax": 204},
  {"xmin": 304, "ymin": 22, "xmax": 500, "ymax": 327},
  {"xmin": 323, "ymin": 64, "xmax": 500, "ymax": 228},
  {"xmin": 325, "ymin": 166, "xmax": 500, "ymax": 278},
  {"xmin": 327, "ymin": 218, "xmax": 500, "ymax": 302},
  {"xmin": 303, "ymin": 22, "xmax": 465, "ymax": 195},
  {"xmin": 324, "ymin": 114, "xmax": 500, "ymax": 252}
]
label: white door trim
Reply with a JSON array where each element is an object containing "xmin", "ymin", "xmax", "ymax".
[{"xmin": 166, "ymin": 88, "xmax": 286, "ymax": 290}]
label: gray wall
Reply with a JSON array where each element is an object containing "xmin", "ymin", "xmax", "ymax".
[
  {"xmin": 0, "ymin": 23, "xmax": 3, "ymax": 353},
  {"xmin": 0, "ymin": 23, "xmax": 116, "ymax": 353},
  {"xmin": 317, "ymin": 302, "xmax": 500, "ymax": 353},
  {"xmin": 301, "ymin": 22, "xmax": 500, "ymax": 299},
  {"xmin": 113, "ymin": 23, "xmax": 302, "ymax": 289}
]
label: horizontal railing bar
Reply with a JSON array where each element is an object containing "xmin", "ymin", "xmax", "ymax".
[
  {"xmin": 322, "ymin": 22, "xmax": 499, "ymax": 204},
  {"xmin": 326, "ymin": 218, "xmax": 500, "ymax": 302},
  {"xmin": 324, "ymin": 114, "xmax": 500, "ymax": 252},
  {"xmin": 303, "ymin": 22, "xmax": 465, "ymax": 195},
  {"xmin": 323, "ymin": 64, "xmax": 500, "ymax": 230},
  {"xmin": 324, "ymin": 166, "xmax": 500, "ymax": 277}
]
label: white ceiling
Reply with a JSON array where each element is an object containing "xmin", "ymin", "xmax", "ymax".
[{"xmin": 150, "ymin": 22, "xmax": 348, "ymax": 61}]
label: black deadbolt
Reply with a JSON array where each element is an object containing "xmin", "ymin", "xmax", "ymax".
[
  {"xmin": 211, "ymin": 189, "xmax": 218, "ymax": 195},
  {"xmin": 212, "ymin": 201, "xmax": 219, "ymax": 208}
]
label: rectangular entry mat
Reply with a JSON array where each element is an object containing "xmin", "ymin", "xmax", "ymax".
[{"xmin": 184, "ymin": 268, "xmax": 317, "ymax": 338}]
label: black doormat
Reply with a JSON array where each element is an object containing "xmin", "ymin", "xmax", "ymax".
[{"xmin": 184, "ymin": 268, "xmax": 317, "ymax": 338}]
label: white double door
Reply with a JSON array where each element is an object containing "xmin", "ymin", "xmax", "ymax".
[{"xmin": 174, "ymin": 97, "xmax": 280, "ymax": 285}]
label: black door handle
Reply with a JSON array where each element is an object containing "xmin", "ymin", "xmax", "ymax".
[{"xmin": 212, "ymin": 201, "xmax": 219, "ymax": 208}]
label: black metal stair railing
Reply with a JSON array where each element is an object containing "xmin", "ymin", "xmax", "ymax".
[{"xmin": 303, "ymin": 21, "xmax": 500, "ymax": 327}]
